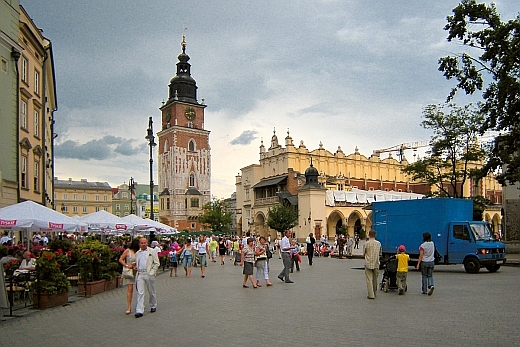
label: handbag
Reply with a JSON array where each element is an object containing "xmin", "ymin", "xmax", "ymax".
[
  {"xmin": 266, "ymin": 248, "xmax": 273, "ymax": 259},
  {"xmin": 122, "ymin": 265, "xmax": 134, "ymax": 279}
]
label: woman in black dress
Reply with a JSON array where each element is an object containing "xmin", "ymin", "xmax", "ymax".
[
  {"xmin": 306, "ymin": 233, "xmax": 316, "ymax": 265},
  {"xmin": 218, "ymin": 237, "xmax": 227, "ymax": 265}
]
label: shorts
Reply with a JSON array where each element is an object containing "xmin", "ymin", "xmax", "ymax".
[
  {"xmin": 182, "ymin": 255, "xmax": 193, "ymax": 268},
  {"xmin": 197, "ymin": 253, "xmax": 207, "ymax": 267},
  {"xmin": 243, "ymin": 261, "xmax": 254, "ymax": 275},
  {"xmin": 169, "ymin": 261, "xmax": 178, "ymax": 268}
]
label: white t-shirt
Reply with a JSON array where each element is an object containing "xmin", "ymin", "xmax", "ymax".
[{"xmin": 420, "ymin": 241, "xmax": 435, "ymax": 262}]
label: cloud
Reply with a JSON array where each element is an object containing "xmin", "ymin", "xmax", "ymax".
[
  {"xmin": 55, "ymin": 136, "xmax": 144, "ymax": 160},
  {"xmin": 230, "ymin": 130, "xmax": 258, "ymax": 145}
]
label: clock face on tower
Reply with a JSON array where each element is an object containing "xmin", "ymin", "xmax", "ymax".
[
  {"xmin": 166, "ymin": 110, "xmax": 171, "ymax": 122},
  {"xmin": 184, "ymin": 107, "xmax": 196, "ymax": 121}
]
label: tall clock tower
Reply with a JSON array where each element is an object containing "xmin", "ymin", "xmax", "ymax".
[{"xmin": 157, "ymin": 35, "xmax": 211, "ymax": 230}]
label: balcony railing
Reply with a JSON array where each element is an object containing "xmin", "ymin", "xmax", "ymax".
[{"xmin": 254, "ymin": 196, "xmax": 278, "ymax": 206}]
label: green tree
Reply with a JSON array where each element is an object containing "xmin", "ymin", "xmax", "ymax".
[
  {"xmin": 403, "ymin": 103, "xmax": 486, "ymax": 198},
  {"xmin": 472, "ymin": 195, "xmax": 491, "ymax": 221},
  {"xmin": 439, "ymin": 0, "xmax": 520, "ymax": 184},
  {"xmin": 198, "ymin": 198, "xmax": 233, "ymax": 233},
  {"xmin": 267, "ymin": 203, "xmax": 298, "ymax": 235}
]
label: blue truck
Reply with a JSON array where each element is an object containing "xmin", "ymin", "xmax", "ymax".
[{"xmin": 372, "ymin": 198, "xmax": 506, "ymax": 273}]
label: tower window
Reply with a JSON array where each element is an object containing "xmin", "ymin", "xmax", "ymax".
[
  {"xmin": 189, "ymin": 173, "xmax": 195, "ymax": 187},
  {"xmin": 188, "ymin": 140, "xmax": 195, "ymax": 151}
]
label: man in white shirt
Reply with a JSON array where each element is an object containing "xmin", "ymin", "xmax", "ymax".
[
  {"xmin": 0, "ymin": 231, "xmax": 11, "ymax": 245},
  {"xmin": 134, "ymin": 238, "xmax": 160, "ymax": 318},
  {"xmin": 277, "ymin": 231, "xmax": 295, "ymax": 283}
]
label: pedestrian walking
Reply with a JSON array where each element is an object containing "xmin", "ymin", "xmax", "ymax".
[
  {"xmin": 396, "ymin": 245, "xmax": 409, "ymax": 295},
  {"xmin": 364, "ymin": 230, "xmax": 381, "ymax": 299},
  {"xmin": 134, "ymin": 237, "xmax": 160, "ymax": 318},
  {"xmin": 278, "ymin": 231, "xmax": 295, "ymax": 283},
  {"xmin": 306, "ymin": 233, "xmax": 316, "ymax": 265},
  {"xmin": 119, "ymin": 238, "xmax": 139, "ymax": 315},
  {"xmin": 241, "ymin": 237, "xmax": 258, "ymax": 288},
  {"xmin": 416, "ymin": 232, "xmax": 435, "ymax": 295},
  {"xmin": 254, "ymin": 236, "xmax": 273, "ymax": 287}
]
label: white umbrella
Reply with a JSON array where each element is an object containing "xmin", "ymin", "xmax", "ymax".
[
  {"xmin": 143, "ymin": 218, "xmax": 177, "ymax": 234},
  {"xmin": 78, "ymin": 210, "xmax": 134, "ymax": 233},
  {"xmin": 0, "ymin": 200, "xmax": 87, "ymax": 250},
  {"xmin": 121, "ymin": 214, "xmax": 156, "ymax": 235},
  {"xmin": 0, "ymin": 200, "xmax": 86, "ymax": 233}
]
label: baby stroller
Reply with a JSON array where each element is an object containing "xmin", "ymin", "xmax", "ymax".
[{"xmin": 380, "ymin": 255, "xmax": 405, "ymax": 293}]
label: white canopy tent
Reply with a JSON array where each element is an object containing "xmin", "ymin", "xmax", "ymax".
[
  {"xmin": 0, "ymin": 201, "xmax": 86, "ymax": 244},
  {"xmin": 78, "ymin": 210, "xmax": 134, "ymax": 235},
  {"xmin": 143, "ymin": 218, "xmax": 177, "ymax": 235}
]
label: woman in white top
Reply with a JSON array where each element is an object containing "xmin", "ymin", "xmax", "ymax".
[
  {"xmin": 18, "ymin": 251, "xmax": 36, "ymax": 271},
  {"xmin": 119, "ymin": 238, "xmax": 140, "ymax": 315}
]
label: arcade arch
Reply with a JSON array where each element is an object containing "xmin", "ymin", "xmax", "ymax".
[
  {"xmin": 347, "ymin": 210, "xmax": 365, "ymax": 237},
  {"xmin": 327, "ymin": 210, "xmax": 345, "ymax": 237}
]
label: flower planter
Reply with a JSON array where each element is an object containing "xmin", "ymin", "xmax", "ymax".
[
  {"xmin": 104, "ymin": 279, "xmax": 117, "ymax": 291},
  {"xmin": 84, "ymin": 279, "xmax": 106, "ymax": 296},
  {"xmin": 33, "ymin": 291, "xmax": 69, "ymax": 309}
]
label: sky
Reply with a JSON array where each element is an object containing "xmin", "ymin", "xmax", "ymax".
[{"xmin": 21, "ymin": 0, "xmax": 518, "ymax": 199}]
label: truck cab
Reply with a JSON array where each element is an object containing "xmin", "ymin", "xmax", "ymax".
[{"xmin": 447, "ymin": 221, "xmax": 506, "ymax": 273}]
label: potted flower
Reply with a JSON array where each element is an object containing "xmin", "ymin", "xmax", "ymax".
[
  {"xmin": 3, "ymin": 258, "xmax": 21, "ymax": 277},
  {"xmin": 31, "ymin": 251, "xmax": 70, "ymax": 309}
]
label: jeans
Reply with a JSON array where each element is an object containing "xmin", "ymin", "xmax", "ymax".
[
  {"xmin": 255, "ymin": 259, "xmax": 269, "ymax": 282},
  {"xmin": 421, "ymin": 261, "xmax": 434, "ymax": 293},
  {"xmin": 290, "ymin": 254, "xmax": 300, "ymax": 272}
]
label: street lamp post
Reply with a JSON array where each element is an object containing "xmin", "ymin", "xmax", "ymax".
[
  {"xmin": 145, "ymin": 117, "xmax": 157, "ymax": 241},
  {"xmin": 129, "ymin": 177, "xmax": 135, "ymax": 215}
]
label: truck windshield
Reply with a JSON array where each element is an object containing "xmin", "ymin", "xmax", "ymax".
[{"xmin": 470, "ymin": 223, "xmax": 494, "ymax": 241}]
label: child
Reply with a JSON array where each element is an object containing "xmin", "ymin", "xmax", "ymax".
[
  {"xmin": 169, "ymin": 246, "xmax": 178, "ymax": 277},
  {"xmin": 396, "ymin": 245, "xmax": 409, "ymax": 295},
  {"xmin": 290, "ymin": 239, "xmax": 300, "ymax": 273}
]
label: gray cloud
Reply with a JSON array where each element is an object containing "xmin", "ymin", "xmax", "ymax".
[
  {"xmin": 230, "ymin": 130, "xmax": 258, "ymax": 145},
  {"xmin": 55, "ymin": 136, "xmax": 144, "ymax": 160}
]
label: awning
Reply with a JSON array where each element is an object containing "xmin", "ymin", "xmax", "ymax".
[{"xmin": 252, "ymin": 175, "xmax": 287, "ymax": 189}]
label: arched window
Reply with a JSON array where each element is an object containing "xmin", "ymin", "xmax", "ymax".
[
  {"xmin": 189, "ymin": 173, "xmax": 195, "ymax": 187},
  {"xmin": 188, "ymin": 139, "xmax": 195, "ymax": 151},
  {"xmin": 164, "ymin": 139, "xmax": 169, "ymax": 152}
]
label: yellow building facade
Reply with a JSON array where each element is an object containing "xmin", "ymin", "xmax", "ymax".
[
  {"xmin": 235, "ymin": 131, "xmax": 502, "ymax": 241},
  {"xmin": 17, "ymin": 6, "xmax": 57, "ymax": 208},
  {"xmin": 54, "ymin": 178, "xmax": 112, "ymax": 217}
]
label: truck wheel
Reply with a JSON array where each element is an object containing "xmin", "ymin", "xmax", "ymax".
[
  {"xmin": 464, "ymin": 258, "xmax": 480, "ymax": 273},
  {"xmin": 485, "ymin": 265, "xmax": 501, "ymax": 273}
]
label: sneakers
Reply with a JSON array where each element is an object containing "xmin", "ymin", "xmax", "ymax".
[{"xmin": 428, "ymin": 286, "xmax": 435, "ymax": 296}]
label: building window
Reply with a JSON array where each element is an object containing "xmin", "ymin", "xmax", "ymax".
[
  {"xmin": 20, "ymin": 100, "xmax": 27, "ymax": 129},
  {"xmin": 104, "ymin": 195, "xmax": 108, "ymax": 201},
  {"xmin": 21, "ymin": 156, "xmax": 28, "ymax": 189},
  {"xmin": 73, "ymin": 206, "xmax": 78, "ymax": 214},
  {"xmin": 187, "ymin": 122, "xmax": 193, "ymax": 128},
  {"xmin": 63, "ymin": 194, "xmax": 68, "ymax": 200},
  {"xmin": 115, "ymin": 204, "xmax": 120, "ymax": 210},
  {"xmin": 21, "ymin": 56, "xmax": 27, "ymax": 83},
  {"xmin": 82, "ymin": 194, "xmax": 87, "ymax": 201},
  {"xmin": 124, "ymin": 212, "xmax": 129, "ymax": 216},
  {"xmin": 95, "ymin": 195, "xmax": 99, "ymax": 201},
  {"xmin": 116, "ymin": 212, "xmax": 120, "ymax": 217},
  {"xmin": 124, "ymin": 205, "xmax": 129, "ymax": 211},
  {"xmin": 34, "ymin": 110, "xmax": 39, "ymax": 137},
  {"xmin": 1, "ymin": 58, "xmax": 7, "ymax": 73},
  {"xmin": 33, "ymin": 160, "xmax": 39, "ymax": 191},
  {"xmin": 190, "ymin": 198, "xmax": 199, "ymax": 208},
  {"xmin": 122, "ymin": 192, "xmax": 128, "ymax": 198},
  {"xmin": 62, "ymin": 205, "xmax": 68, "ymax": 213},
  {"xmin": 82, "ymin": 206, "xmax": 87, "ymax": 213},
  {"xmin": 34, "ymin": 70, "xmax": 40, "ymax": 94},
  {"xmin": 95, "ymin": 207, "xmax": 100, "ymax": 212},
  {"xmin": 167, "ymin": 198, "xmax": 170, "ymax": 209},
  {"xmin": 188, "ymin": 140, "xmax": 195, "ymax": 152},
  {"xmin": 245, "ymin": 188, "xmax": 250, "ymax": 201},
  {"xmin": 73, "ymin": 194, "xmax": 77, "ymax": 200},
  {"xmin": 104, "ymin": 207, "xmax": 108, "ymax": 212},
  {"xmin": 189, "ymin": 173, "xmax": 195, "ymax": 187},
  {"xmin": 191, "ymin": 223, "xmax": 196, "ymax": 229}
]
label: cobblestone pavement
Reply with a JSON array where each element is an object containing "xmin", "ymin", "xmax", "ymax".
[{"xmin": 1, "ymin": 254, "xmax": 519, "ymax": 347}]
